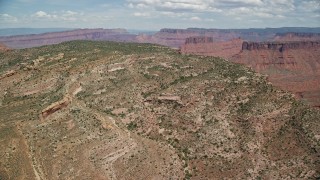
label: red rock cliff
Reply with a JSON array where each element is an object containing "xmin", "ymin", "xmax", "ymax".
[
  {"xmin": 232, "ymin": 41, "xmax": 320, "ymax": 107},
  {"xmin": 180, "ymin": 37, "xmax": 243, "ymax": 59}
]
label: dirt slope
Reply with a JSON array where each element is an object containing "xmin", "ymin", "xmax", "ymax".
[{"xmin": 0, "ymin": 41, "xmax": 319, "ymax": 179}]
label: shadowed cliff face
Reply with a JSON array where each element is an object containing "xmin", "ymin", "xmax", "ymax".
[
  {"xmin": 274, "ymin": 32, "xmax": 320, "ymax": 41},
  {"xmin": 241, "ymin": 41, "xmax": 320, "ymax": 51},
  {"xmin": 232, "ymin": 41, "xmax": 320, "ymax": 107}
]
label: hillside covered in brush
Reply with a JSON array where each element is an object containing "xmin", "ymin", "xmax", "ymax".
[{"xmin": 0, "ymin": 41, "xmax": 319, "ymax": 179}]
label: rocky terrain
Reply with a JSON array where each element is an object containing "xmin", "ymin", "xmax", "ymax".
[
  {"xmin": 0, "ymin": 29, "xmax": 135, "ymax": 49},
  {"xmin": 179, "ymin": 31, "xmax": 320, "ymax": 108},
  {"xmin": 231, "ymin": 41, "xmax": 320, "ymax": 107},
  {"xmin": 0, "ymin": 43, "xmax": 10, "ymax": 52},
  {"xmin": 0, "ymin": 41, "xmax": 319, "ymax": 179},
  {"xmin": 180, "ymin": 37, "xmax": 243, "ymax": 59}
]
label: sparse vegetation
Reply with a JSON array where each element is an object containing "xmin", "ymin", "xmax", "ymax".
[{"xmin": 0, "ymin": 40, "xmax": 319, "ymax": 179}]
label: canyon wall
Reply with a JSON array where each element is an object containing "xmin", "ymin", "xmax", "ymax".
[
  {"xmin": 180, "ymin": 37, "xmax": 243, "ymax": 59},
  {"xmin": 231, "ymin": 41, "xmax": 320, "ymax": 107},
  {"xmin": 137, "ymin": 27, "xmax": 320, "ymax": 48},
  {"xmin": 137, "ymin": 28, "xmax": 263, "ymax": 48},
  {"xmin": 2, "ymin": 27, "xmax": 320, "ymax": 49}
]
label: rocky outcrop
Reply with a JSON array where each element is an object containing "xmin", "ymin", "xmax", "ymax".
[
  {"xmin": 0, "ymin": 28, "xmax": 135, "ymax": 49},
  {"xmin": 157, "ymin": 93, "xmax": 183, "ymax": 105},
  {"xmin": 0, "ymin": 70, "xmax": 16, "ymax": 80},
  {"xmin": 231, "ymin": 41, "xmax": 320, "ymax": 107},
  {"xmin": 180, "ymin": 37, "xmax": 243, "ymax": 59},
  {"xmin": 41, "ymin": 96, "xmax": 71, "ymax": 120}
]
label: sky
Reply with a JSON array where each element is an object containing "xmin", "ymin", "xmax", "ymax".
[{"xmin": 0, "ymin": 0, "xmax": 319, "ymax": 30}]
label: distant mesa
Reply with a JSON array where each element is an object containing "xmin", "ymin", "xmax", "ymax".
[
  {"xmin": 274, "ymin": 32, "xmax": 320, "ymax": 41},
  {"xmin": 0, "ymin": 28, "xmax": 135, "ymax": 49},
  {"xmin": 1, "ymin": 27, "xmax": 320, "ymax": 49},
  {"xmin": 177, "ymin": 29, "xmax": 320, "ymax": 108},
  {"xmin": 180, "ymin": 37, "xmax": 243, "ymax": 59},
  {"xmin": 151, "ymin": 27, "xmax": 320, "ymax": 47}
]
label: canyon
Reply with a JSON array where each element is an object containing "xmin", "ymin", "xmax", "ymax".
[
  {"xmin": 1, "ymin": 28, "xmax": 319, "ymax": 108},
  {"xmin": 137, "ymin": 27, "xmax": 320, "ymax": 48},
  {"xmin": 180, "ymin": 32, "xmax": 320, "ymax": 108},
  {"xmin": 231, "ymin": 41, "xmax": 320, "ymax": 107},
  {"xmin": 1, "ymin": 27, "xmax": 320, "ymax": 49},
  {"xmin": 0, "ymin": 41, "xmax": 319, "ymax": 179}
]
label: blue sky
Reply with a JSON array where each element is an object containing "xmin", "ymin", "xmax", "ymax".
[{"xmin": 0, "ymin": 0, "xmax": 319, "ymax": 30}]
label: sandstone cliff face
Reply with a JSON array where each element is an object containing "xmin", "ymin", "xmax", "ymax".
[
  {"xmin": 0, "ymin": 28, "xmax": 135, "ymax": 49},
  {"xmin": 141, "ymin": 27, "xmax": 320, "ymax": 48},
  {"xmin": 138, "ymin": 28, "xmax": 259, "ymax": 48},
  {"xmin": 232, "ymin": 41, "xmax": 320, "ymax": 107},
  {"xmin": 180, "ymin": 37, "xmax": 243, "ymax": 59}
]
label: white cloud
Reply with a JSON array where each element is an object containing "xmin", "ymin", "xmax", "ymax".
[
  {"xmin": 299, "ymin": 0, "xmax": 320, "ymax": 12},
  {"xmin": 133, "ymin": 12, "xmax": 150, "ymax": 17},
  {"xmin": 227, "ymin": 7, "xmax": 275, "ymax": 18},
  {"xmin": 190, "ymin": 16, "xmax": 201, "ymax": 21},
  {"xmin": 217, "ymin": 0, "xmax": 264, "ymax": 6},
  {"xmin": 160, "ymin": 11, "xmax": 188, "ymax": 17},
  {"xmin": 31, "ymin": 10, "xmax": 79, "ymax": 21},
  {"xmin": 34, "ymin": 11, "xmax": 52, "ymax": 18},
  {"xmin": 0, "ymin": 14, "xmax": 18, "ymax": 22},
  {"xmin": 127, "ymin": 0, "xmax": 221, "ymax": 12},
  {"xmin": 61, "ymin": 11, "xmax": 78, "ymax": 21},
  {"xmin": 65, "ymin": 10, "xmax": 78, "ymax": 16},
  {"xmin": 126, "ymin": 0, "xmax": 297, "ymax": 18}
]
